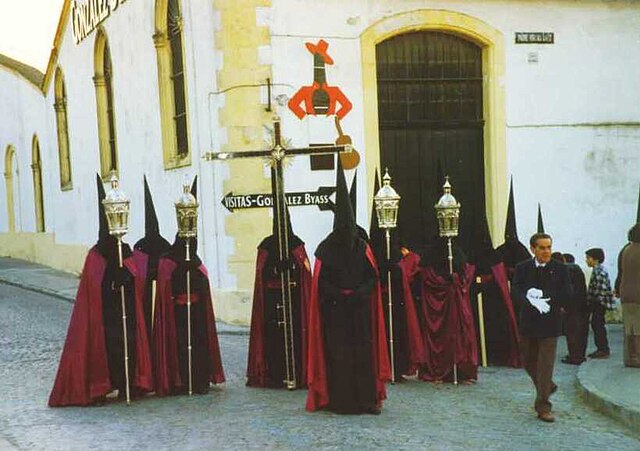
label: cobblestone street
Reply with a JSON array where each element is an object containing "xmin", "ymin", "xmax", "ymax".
[{"xmin": 1, "ymin": 283, "xmax": 639, "ymax": 450}]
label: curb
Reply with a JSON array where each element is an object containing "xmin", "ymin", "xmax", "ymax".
[
  {"xmin": 0, "ymin": 278, "xmax": 75, "ymax": 303},
  {"xmin": 0, "ymin": 277, "xmax": 249, "ymax": 336},
  {"xmin": 576, "ymin": 362, "xmax": 640, "ymax": 435}
]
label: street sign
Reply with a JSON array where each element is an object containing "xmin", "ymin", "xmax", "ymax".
[{"xmin": 221, "ymin": 186, "xmax": 335, "ymax": 212}]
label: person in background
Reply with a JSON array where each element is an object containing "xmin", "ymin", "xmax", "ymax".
[
  {"xmin": 585, "ymin": 248, "xmax": 614, "ymax": 359},
  {"xmin": 562, "ymin": 253, "xmax": 588, "ymax": 365},
  {"xmin": 616, "ymin": 224, "xmax": 640, "ymax": 367}
]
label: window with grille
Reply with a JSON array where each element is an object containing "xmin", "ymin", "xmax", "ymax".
[
  {"xmin": 104, "ymin": 42, "xmax": 118, "ymax": 172},
  {"xmin": 168, "ymin": 0, "xmax": 188, "ymax": 158}
]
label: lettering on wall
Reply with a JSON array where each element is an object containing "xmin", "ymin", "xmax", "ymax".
[
  {"xmin": 71, "ymin": 0, "xmax": 129, "ymax": 45},
  {"xmin": 515, "ymin": 32, "xmax": 554, "ymax": 44}
]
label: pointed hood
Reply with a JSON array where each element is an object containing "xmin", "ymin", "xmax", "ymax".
[
  {"xmin": 95, "ymin": 173, "xmax": 118, "ymax": 258},
  {"xmin": 97, "ymin": 173, "xmax": 109, "ymax": 242},
  {"xmin": 134, "ymin": 176, "xmax": 171, "ymax": 256},
  {"xmin": 537, "ymin": 203, "xmax": 545, "ymax": 234},
  {"xmin": 190, "ymin": 175, "xmax": 198, "ymax": 200},
  {"xmin": 636, "ymin": 183, "xmax": 640, "ymax": 224},
  {"xmin": 260, "ymin": 169, "xmax": 303, "ymax": 252},
  {"xmin": 332, "ymin": 157, "xmax": 356, "ymax": 235},
  {"xmin": 348, "ymin": 169, "xmax": 369, "ymax": 241},
  {"xmin": 504, "ymin": 177, "xmax": 519, "ymax": 242},
  {"xmin": 473, "ymin": 208, "xmax": 500, "ymax": 273}
]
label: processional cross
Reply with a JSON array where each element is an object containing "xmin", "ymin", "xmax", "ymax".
[{"xmin": 203, "ymin": 116, "xmax": 353, "ymax": 389}]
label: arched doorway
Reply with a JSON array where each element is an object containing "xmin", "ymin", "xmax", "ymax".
[
  {"xmin": 4, "ymin": 145, "xmax": 21, "ymax": 232},
  {"xmin": 32, "ymin": 135, "xmax": 45, "ymax": 232},
  {"xmin": 376, "ymin": 31, "xmax": 485, "ymax": 253}
]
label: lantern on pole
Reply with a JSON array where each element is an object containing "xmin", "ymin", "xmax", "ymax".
[
  {"xmin": 434, "ymin": 175, "xmax": 461, "ymax": 385},
  {"xmin": 374, "ymin": 168, "xmax": 401, "ymax": 383},
  {"xmin": 174, "ymin": 178, "xmax": 199, "ymax": 395},
  {"xmin": 102, "ymin": 170, "xmax": 132, "ymax": 404}
]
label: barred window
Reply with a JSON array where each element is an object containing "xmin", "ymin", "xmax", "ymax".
[
  {"xmin": 54, "ymin": 67, "xmax": 72, "ymax": 189},
  {"xmin": 168, "ymin": 0, "xmax": 188, "ymax": 157},
  {"xmin": 104, "ymin": 43, "xmax": 117, "ymax": 172}
]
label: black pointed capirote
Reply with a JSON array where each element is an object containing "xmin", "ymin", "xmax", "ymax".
[
  {"xmin": 537, "ymin": 203, "xmax": 545, "ymax": 234},
  {"xmin": 96, "ymin": 173, "xmax": 109, "ymax": 242},
  {"xmin": 143, "ymin": 176, "xmax": 160, "ymax": 238},
  {"xmin": 332, "ymin": 157, "xmax": 356, "ymax": 235},
  {"xmin": 504, "ymin": 177, "xmax": 518, "ymax": 241},
  {"xmin": 636, "ymin": 183, "xmax": 640, "ymax": 224},
  {"xmin": 190, "ymin": 175, "xmax": 198, "ymax": 200}
]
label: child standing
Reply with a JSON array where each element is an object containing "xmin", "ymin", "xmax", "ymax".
[{"xmin": 585, "ymin": 248, "xmax": 614, "ymax": 359}]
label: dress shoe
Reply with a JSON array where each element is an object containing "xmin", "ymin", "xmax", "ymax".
[
  {"xmin": 537, "ymin": 412, "xmax": 555, "ymax": 423},
  {"xmin": 591, "ymin": 350, "xmax": 610, "ymax": 359}
]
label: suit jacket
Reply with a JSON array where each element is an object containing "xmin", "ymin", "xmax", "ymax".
[{"xmin": 511, "ymin": 258, "xmax": 572, "ymax": 338}]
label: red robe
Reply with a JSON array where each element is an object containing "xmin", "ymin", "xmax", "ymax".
[
  {"xmin": 418, "ymin": 263, "xmax": 479, "ymax": 382},
  {"xmin": 476, "ymin": 262, "xmax": 522, "ymax": 367},
  {"xmin": 48, "ymin": 248, "xmax": 153, "ymax": 407},
  {"xmin": 306, "ymin": 246, "xmax": 391, "ymax": 412},
  {"xmin": 153, "ymin": 259, "xmax": 225, "ymax": 396},
  {"xmin": 247, "ymin": 244, "xmax": 312, "ymax": 387}
]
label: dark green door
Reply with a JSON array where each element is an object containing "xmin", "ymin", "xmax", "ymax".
[{"xmin": 377, "ymin": 31, "xmax": 485, "ymax": 253}]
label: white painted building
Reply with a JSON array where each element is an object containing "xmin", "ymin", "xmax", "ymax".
[{"xmin": 1, "ymin": 0, "xmax": 639, "ymax": 324}]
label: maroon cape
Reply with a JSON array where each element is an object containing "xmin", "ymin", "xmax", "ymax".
[
  {"xmin": 247, "ymin": 244, "xmax": 312, "ymax": 387},
  {"xmin": 48, "ymin": 248, "xmax": 153, "ymax": 407},
  {"xmin": 153, "ymin": 258, "xmax": 225, "ymax": 396},
  {"xmin": 306, "ymin": 246, "xmax": 391, "ymax": 412},
  {"xmin": 379, "ymin": 251, "xmax": 426, "ymax": 375},
  {"xmin": 418, "ymin": 263, "xmax": 479, "ymax": 382},
  {"xmin": 476, "ymin": 262, "xmax": 521, "ymax": 367}
]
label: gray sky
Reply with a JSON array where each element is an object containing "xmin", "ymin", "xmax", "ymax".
[{"xmin": 0, "ymin": 0, "xmax": 64, "ymax": 72}]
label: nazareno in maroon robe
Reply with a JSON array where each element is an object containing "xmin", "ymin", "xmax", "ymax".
[
  {"xmin": 418, "ymin": 263, "xmax": 479, "ymax": 382},
  {"xmin": 247, "ymin": 244, "xmax": 312, "ymax": 387},
  {"xmin": 48, "ymin": 248, "xmax": 153, "ymax": 407},
  {"xmin": 475, "ymin": 262, "xmax": 521, "ymax": 367},
  {"xmin": 153, "ymin": 258, "xmax": 225, "ymax": 396}
]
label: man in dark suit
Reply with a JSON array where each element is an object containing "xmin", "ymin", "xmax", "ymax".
[{"xmin": 512, "ymin": 233, "xmax": 572, "ymax": 423}]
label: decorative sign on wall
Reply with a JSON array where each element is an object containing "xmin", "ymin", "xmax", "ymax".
[
  {"xmin": 515, "ymin": 32, "xmax": 554, "ymax": 44},
  {"xmin": 71, "ymin": 0, "xmax": 129, "ymax": 45},
  {"xmin": 288, "ymin": 39, "xmax": 352, "ymax": 120},
  {"xmin": 220, "ymin": 186, "xmax": 336, "ymax": 212}
]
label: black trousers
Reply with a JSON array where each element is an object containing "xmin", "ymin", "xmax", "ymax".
[
  {"xmin": 590, "ymin": 304, "xmax": 610, "ymax": 353},
  {"xmin": 566, "ymin": 310, "xmax": 589, "ymax": 361}
]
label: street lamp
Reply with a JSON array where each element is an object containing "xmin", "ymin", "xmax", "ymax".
[
  {"xmin": 174, "ymin": 178, "xmax": 199, "ymax": 396},
  {"xmin": 102, "ymin": 170, "xmax": 132, "ymax": 404},
  {"xmin": 374, "ymin": 168, "xmax": 401, "ymax": 383},
  {"xmin": 434, "ymin": 175, "xmax": 461, "ymax": 385}
]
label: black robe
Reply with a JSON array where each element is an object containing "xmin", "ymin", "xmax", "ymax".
[{"xmin": 316, "ymin": 235, "xmax": 378, "ymax": 413}]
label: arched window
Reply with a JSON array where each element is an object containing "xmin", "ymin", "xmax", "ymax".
[
  {"xmin": 31, "ymin": 135, "xmax": 45, "ymax": 232},
  {"xmin": 94, "ymin": 29, "xmax": 118, "ymax": 178},
  {"xmin": 54, "ymin": 67, "xmax": 72, "ymax": 190},
  {"xmin": 154, "ymin": 0, "xmax": 190, "ymax": 169},
  {"xmin": 4, "ymin": 145, "xmax": 21, "ymax": 232}
]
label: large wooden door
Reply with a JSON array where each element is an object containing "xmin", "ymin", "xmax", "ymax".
[{"xmin": 377, "ymin": 31, "xmax": 485, "ymax": 253}]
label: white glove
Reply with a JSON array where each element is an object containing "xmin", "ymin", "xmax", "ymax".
[{"xmin": 526, "ymin": 288, "xmax": 551, "ymax": 314}]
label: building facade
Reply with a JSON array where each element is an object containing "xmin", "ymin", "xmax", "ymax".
[{"xmin": 1, "ymin": 0, "xmax": 639, "ymax": 324}]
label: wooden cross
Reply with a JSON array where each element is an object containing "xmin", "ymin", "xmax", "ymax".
[{"xmin": 203, "ymin": 116, "xmax": 352, "ymax": 389}]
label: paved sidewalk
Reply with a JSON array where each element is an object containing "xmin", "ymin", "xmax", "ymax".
[
  {"xmin": 577, "ymin": 325, "xmax": 640, "ymax": 432},
  {"xmin": 0, "ymin": 256, "xmax": 248, "ymax": 336},
  {"xmin": 1, "ymin": 256, "xmax": 638, "ymax": 433}
]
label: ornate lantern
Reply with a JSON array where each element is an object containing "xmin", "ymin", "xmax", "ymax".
[
  {"xmin": 434, "ymin": 176, "xmax": 460, "ymax": 239},
  {"xmin": 102, "ymin": 171, "xmax": 130, "ymax": 239},
  {"xmin": 175, "ymin": 179, "xmax": 199, "ymax": 239},
  {"xmin": 374, "ymin": 168, "xmax": 401, "ymax": 230}
]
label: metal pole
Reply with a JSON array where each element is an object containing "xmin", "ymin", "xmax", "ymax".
[
  {"xmin": 386, "ymin": 229, "xmax": 395, "ymax": 383},
  {"xmin": 185, "ymin": 239, "xmax": 193, "ymax": 396},
  {"xmin": 117, "ymin": 238, "xmax": 131, "ymax": 405},
  {"xmin": 151, "ymin": 280, "xmax": 157, "ymax": 333},
  {"xmin": 448, "ymin": 237, "xmax": 458, "ymax": 386},
  {"xmin": 476, "ymin": 276, "xmax": 488, "ymax": 368}
]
